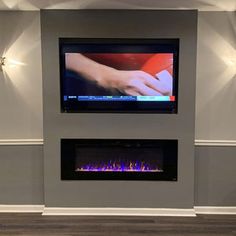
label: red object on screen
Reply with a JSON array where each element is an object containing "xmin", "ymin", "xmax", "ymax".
[
  {"xmin": 83, "ymin": 53, "xmax": 153, "ymax": 70},
  {"xmin": 83, "ymin": 53, "xmax": 174, "ymax": 76},
  {"xmin": 141, "ymin": 54, "xmax": 173, "ymax": 76}
]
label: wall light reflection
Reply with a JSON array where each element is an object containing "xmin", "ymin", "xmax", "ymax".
[
  {"xmin": 5, "ymin": 58, "xmax": 26, "ymax": 68},
  {"xmin": 222, "ymin": 55, "xmax": 236, "ymax": 67},
  {"xmin": 1, "ymin": 56, "xmax": 26, "ymax": 75}
]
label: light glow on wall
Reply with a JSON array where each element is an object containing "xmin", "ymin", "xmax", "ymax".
[
  {"xmin": 1, "ymin": 56, "xmax": 26, "ymax": 73},
  {"xmin": 2, "ymin": 18, "xmax": 39, "ymax": 85},
  {"xmin": 1, "ymin": 0, "xmax": 38, "ymax": 10},
  {"xmin": 196, "ymin": 12, "xmax": 236, "ymax": 140},
  {"xmin": 222, "ymin": 51, "xmax": 236, "ymax": 78},
  {"xmin": 204, "ymin": 0, "xmax": 236, "ymax": 11},
  {"xmin": 0, "ymin": 13, "xmax": 43, "ymax": 139},
  {"xmin": 2, "ymin": 57, "xmax": 26, "ymax": 70},
  {"xmin": 222, "ymin": 53, "xmax": 236, "ymax": 72},
  {"xmin": 198, "ymin": 15, "xmax": 236, "ymax": 97},
  {"xmin": 1, "ymin": 17, "xmax": 42, "ymax": 111},
  {"xmin": 3, "ymin": 48, "xmax": 27, "ymax": 82}
]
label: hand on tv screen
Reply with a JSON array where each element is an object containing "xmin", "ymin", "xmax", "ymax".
[
  {"xmin": 99, "ymin": 69, "xmax": 164, "ymax": 96},
  {"xmin": 65, "ymin": 53, "xmax": 173, "ymax": 96},
  {"xmin": 155, "ymin": 70, "xmax": 173, "ymax": 96}
]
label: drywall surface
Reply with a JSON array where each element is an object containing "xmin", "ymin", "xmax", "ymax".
[
  {"xmin": 195, "ymin": 145, "xmax": 236, "ymax": 206},
  {"xmin": 41, "ymin": 10, "xmax": 197, "ymax": 208},
  {"xmin": 196, "ymin": 11, "xmax": 236, "ymax": 140},
  {"xmin": 0, "ymin": 145, "xmax": 44, "ymax": 204},
  {"xmin": 0, "ymin": 11, "xmax": 43, "ymax": 139}
]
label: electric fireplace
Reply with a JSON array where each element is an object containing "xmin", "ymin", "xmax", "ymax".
[{"xmin": 61, "ymin": 139, "xmax": 177, "ymax": 181}]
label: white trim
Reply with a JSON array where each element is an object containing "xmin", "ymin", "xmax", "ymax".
[
  {"xmin": 42, "ymin": 207, "xmax": 196, "ymax": 217},
  {"xmin": 195, "ymin": 207, "xmax": 236, "ymax": 215},
  {"xmin": 194, "ymin": 140, "xmax": 236, "ymax": 147},
  {"xmin": 1, "ymin": 206, "xmax": 236, "ymax": 215},
  {"xmin": 0, "ymin": 205, "xmax": 44, "ymax": 213},
  {"xmin": 0, "ymin": 139, "xmax": 43, "ymax": 146},
  {"xmin": 0, "ymin": 139, "xmax": 236, "ymax": 147}
]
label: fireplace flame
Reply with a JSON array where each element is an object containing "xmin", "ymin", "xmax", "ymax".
[{"xmin": 76, "ymin": 160, "xmax": 163, "ymax": 172}]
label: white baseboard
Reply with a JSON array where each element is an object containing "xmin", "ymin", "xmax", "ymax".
[
  {"xmin": 42, "ymin": 207, "xmax": 196, "ymax": 217},
  {"xmin": 0, "ymin": 205, "xmax": 44, "ymax": 213},
  {"xmin": 194, "ymin": 206, "xmax": 236, "ymax": 215},
  {"xmin": 1, "ymin": 205, "xmax": 236, "ymax": 215}
]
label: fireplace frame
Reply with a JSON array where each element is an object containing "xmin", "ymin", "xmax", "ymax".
[{"xmin": 61, "ymin": 139, "xmax": 178, "ymax": 181}]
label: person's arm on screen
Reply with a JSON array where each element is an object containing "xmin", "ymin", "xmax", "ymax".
[{"xmin": 66, "ymin": 53, "xmax": 171, "ymax": 96}]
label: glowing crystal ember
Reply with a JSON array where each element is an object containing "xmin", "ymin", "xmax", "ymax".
[{"xmin": 76, "ymin": 160, "xmax": 163, "ymax": 172}]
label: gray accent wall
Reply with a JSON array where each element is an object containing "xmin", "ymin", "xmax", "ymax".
[
  {"xmin": 0, "ymin": 10, "xmax": 234, "ymax": 208},
  {"xmin": 0, "ymin": 145, "xmax": 44, "ymax": 204},
  {"xmin": 41, "ymin": 10, "xmax": 197, "ymax": 208},
  {"xmin": 195, "ymin": 146, "xmax": 236, "ymax": 206},
  {"xmin": 0, "ymin": 145, "xmax": 235, "ymax": 207}
]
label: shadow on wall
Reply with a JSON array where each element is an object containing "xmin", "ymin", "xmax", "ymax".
[{"xmin": 195, "ymin": 12, "xmax": 236, "ymax": 140}]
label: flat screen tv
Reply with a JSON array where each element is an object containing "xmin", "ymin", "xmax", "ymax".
[{"xmin": 59, "ymin": 38, "xmax": 179, "ymax": 113}]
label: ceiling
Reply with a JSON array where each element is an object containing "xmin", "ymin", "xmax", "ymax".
[{"xmin": 0, "ymin": 0, "xmax": 235, "ymax": 11}]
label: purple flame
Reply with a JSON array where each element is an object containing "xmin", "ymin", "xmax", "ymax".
[{"xmin": 76, "ymin": 160, "xmax": 163, "ymax": 172}]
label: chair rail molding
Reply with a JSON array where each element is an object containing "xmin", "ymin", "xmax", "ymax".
[
  {"xmin": 0, "ymin": 205, "xmax": 44, "ymax": 213},
  {"xmin": 0, "ymin": 139, "xmax": 43, "ymax": 145},
  {"xmin": 195, "ymin": 140, "xmax": 236, "ymax": 147},
  {"xmin": 0, "ymin": 139, "xmax": 236, "ymax": 146}
]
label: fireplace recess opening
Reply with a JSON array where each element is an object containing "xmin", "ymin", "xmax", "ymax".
[{"xmin": 61, "ymin": 139, "xmax": 177, "ymax": 181}]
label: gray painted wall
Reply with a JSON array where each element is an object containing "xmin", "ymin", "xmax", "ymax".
[
  {"xmin": 0, "ymin": 145, "xmax": 44, "ymax": 204},
  {"xmin": 41, "ymin": 10, "xmax": 197, "ymax": 208},
  {"xmin": 0, "ymin": 11, "xmax": 235, "ymax": 141},
  {"xmin": 0, "ymin": 10, "xmax": 235, "ymax": 207},
  {"xmin": 195, "ymin": 146, "xmax": 236, "ymax": 206},
  {"xmin": 0, "ymin": 11, "xmax": 43, "ymax": 139},
  {"xmin": 0, "ymin": 145, "xmax": 235, "ymax": 207},
  {"xmin": 196, "ymin": 11, "xmax": 236, "ymax": 140}
]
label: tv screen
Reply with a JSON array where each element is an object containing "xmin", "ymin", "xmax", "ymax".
[{"xmin": 59, "ymin": 38, "xmax": 179, "ymax": 113}]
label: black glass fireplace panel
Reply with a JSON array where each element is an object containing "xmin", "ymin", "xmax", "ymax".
[{"xmin": 61, "ymin": 139, "xmax": 177, "ymax": 181}]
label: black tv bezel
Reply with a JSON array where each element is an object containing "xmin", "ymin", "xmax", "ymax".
[{"xmin": 59, "ymin": 38, "xmax": 179, "ymax": 114}]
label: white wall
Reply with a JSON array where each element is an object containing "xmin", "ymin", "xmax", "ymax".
[
  {"xmin": 196, "ymin": 11, "xmax": 236, "ymax": 140},
  {"xmin": 0, "ymin": 11, "xmax": 43, "ymax": 139}
]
